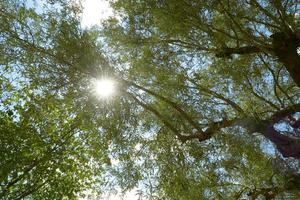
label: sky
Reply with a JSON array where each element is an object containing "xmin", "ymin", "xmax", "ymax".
[
  {"xmin": 81, "ymin": 0, "xmax": 114, "ymax": 27},
  {"xmin": 99, "ymin": 188, "xmax": 140, "ymax": 200},
  {"xmin": 81, "ymin": 1, "xmax": 140, "ymax": 199}
]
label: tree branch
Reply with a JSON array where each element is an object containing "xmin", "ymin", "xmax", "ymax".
[
  {"xmin": 215, "ymin": 46, "xmax": 261, "ymax": 58},
  {"xmin": 125, "ymin": 80, "xmax": 204, "ymax": 133}
]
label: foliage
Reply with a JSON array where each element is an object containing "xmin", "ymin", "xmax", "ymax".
[{"xmin": 0, "ymin": 0, "xmax": 300, "ymax": 199}]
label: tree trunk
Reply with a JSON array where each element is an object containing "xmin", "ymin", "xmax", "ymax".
[
  {"xmin": 271, "ymin": 32, "xmax": 300, "ymax": 88},
  {"xmin": 216, "ymin": 31, "xmax": 300, "ymax": 87},
  {"xmin": 263, "ymin": 126, "xmax": 300, "ymax": 159}
]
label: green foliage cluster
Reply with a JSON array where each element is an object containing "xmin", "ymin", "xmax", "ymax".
[{"xmin": 0, "ymin": 0, "xmax": 300, "ymax": 199}]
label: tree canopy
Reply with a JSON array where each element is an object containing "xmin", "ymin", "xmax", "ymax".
[{"xmin": 0, "ymin": 0, "xmax": 300, "ymax": 199}]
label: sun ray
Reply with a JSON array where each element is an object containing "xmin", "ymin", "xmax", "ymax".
[{"xmin": 93, "ymin": 79, "xmax": 115, "ymax": 98}]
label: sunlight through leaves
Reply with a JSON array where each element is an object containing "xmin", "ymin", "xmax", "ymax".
[{"xmin": 93, "ymin": 78, "xmax": 116, "ymax": 98}]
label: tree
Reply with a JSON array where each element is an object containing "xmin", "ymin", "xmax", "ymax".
[
  {"xmin": 1, "ymin": 0, "xmax": 300, "ymax": 199},
  {"xmin": 100, "ymin": 0, "xmax": 300, "ymax": 199},
  {"xmin": 0, "ymin": 1, "xmax": 112, "ymax": 199}
]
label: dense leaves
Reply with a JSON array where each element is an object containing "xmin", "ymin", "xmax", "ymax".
[
  {"xmin": 101, "ymin": 0, "xmax": 300, "ymax": 199},
  {"xmin": 0, "ymin": 0, "xmax": 300, "ymax": 199}
]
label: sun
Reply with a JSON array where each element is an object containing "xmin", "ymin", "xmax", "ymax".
[
  {"xmin": 81, "ymin": 0, "xmax": 114, "ymax": 27},
  {"xmin": 94, "ymin": 79, "xmax": 115, "ymax": 98}
]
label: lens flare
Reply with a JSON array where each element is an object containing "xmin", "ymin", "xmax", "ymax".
[{"xmin": 94, "ymin": 79, "xmax": 115, "ymax": 98}]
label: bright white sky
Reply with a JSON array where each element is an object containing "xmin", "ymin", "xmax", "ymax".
[
  {"xmin": 82, "ymin": 188, "xmax": 140, "ymax": 200},
  {"xmin": 100, "ymin": 189, "xmax": 140, "ymax": 200},
  {"xmin": 81, "ymin": 1, "xmax": 140, "ymax": 200},
  {"xmin": 81, "ymin": 0, "xmax": 114, "ymax": 27},
  {"xmin": 94, "ymin": 79, "xmax": 115, "ymax": 98}
]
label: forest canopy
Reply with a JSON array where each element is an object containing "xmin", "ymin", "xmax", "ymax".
[{"xmin": 0, "ymin": 0, "xmax": 300, "ymax": 199}]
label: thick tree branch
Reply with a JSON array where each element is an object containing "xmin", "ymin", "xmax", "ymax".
[
  {"xmin": 239, "ymin": 104, "xmax": 300, "ymax": 158},
  {"xmin": 264, "ymin": 126, "xmax": 300, "ymax": 159},
  {"xmin": 179, "ymin": 118, "xmax": 238, "ymax": 143},
  {"xmin": 271, "ymin": 32, "xmax": 300, "ymax": 88},
  {"xmin": 268, "ymin": 103, "xmax": 300, "ymax": 124},
  {"xmin": 180, "ymin": 104, "xmax": 300, "ymax": 159},
  {"xmin": 215, "ymin": 46, "xmax": 261, "ymax": 58},
  {"xmin": 216, "ymin": 31, "xmax": 300, "ymax": 87}
]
